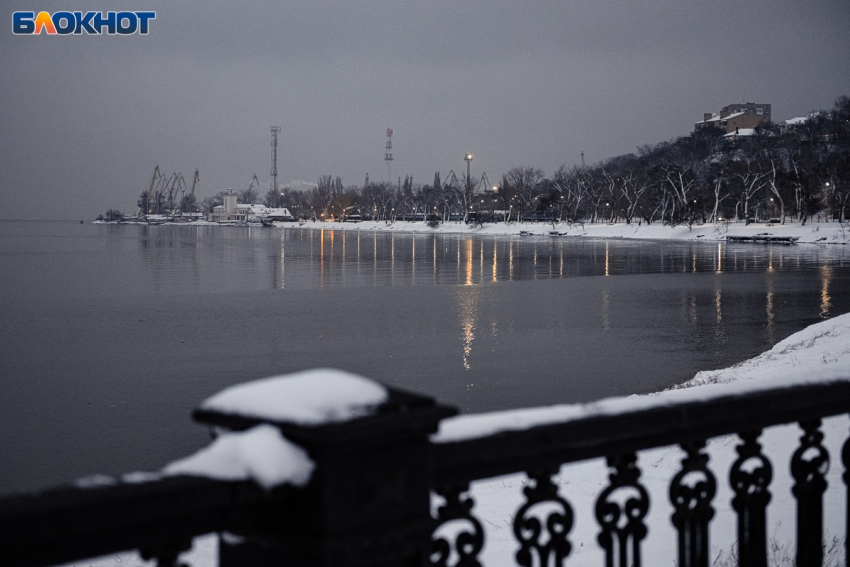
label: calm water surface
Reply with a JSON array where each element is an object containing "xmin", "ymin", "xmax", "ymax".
[{"xmin": 1, "ymin": 220, "xmax": 849, "ymax": 494}]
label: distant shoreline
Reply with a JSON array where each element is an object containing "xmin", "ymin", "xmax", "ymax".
[{"xmin": 91, "ymin": 218, "xmax": 850, "ymax": 245}]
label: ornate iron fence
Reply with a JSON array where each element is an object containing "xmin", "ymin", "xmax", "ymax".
[{"xmin": 1, "ymin": 379, "xmax": 849, "ymax": 567}]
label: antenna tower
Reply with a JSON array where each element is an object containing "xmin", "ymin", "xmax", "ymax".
[
  {"xmin": 271, "ymin": 126, "xmax": 281, "ymax": 199},
  {"xmin": 384, "ymin": 127, "xmax": 394, "ymax": 185}
]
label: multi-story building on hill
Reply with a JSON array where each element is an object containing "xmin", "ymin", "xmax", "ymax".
[{"xmin": 694, "ymin": 102, "xmax": 771, "ymax": 133}]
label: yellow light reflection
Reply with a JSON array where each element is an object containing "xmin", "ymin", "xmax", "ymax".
[
  {"xmin": 716, "ymin": 243, "xmax": 722, "ymax": 273},
  {"xmin": 492, "ymin": 242, "xmax": 497, "ymax": 282},
  {"xmin": 821, "ymin": 265, "xmax": 832, "ymax": 318},
  {"xmin": 465, "ymin": 238, "xmax": 473, "ymax": 286}
]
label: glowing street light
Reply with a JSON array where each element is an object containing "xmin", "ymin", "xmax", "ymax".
[{"xmin": 464, "ymin": 153, "xmax": 473, "ymax": 196}]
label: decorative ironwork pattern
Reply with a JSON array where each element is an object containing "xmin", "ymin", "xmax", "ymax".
[
  {"xmin": 595, "ymin": 453, "xmax": 649, "ymax": 567},
  {"xmin": 432, "ymin": 485, "xmax": 484, "ymax": 567},
  {"xmin": 791, "ymin": 419, "xmax": 829, "ymax": 567},
  {"xmin": 512, "ymin": 468, "xmax": 573, "ymax": 567},
  {"xmin": 730, "ymin": 430, "xmax": 772, "ymax": 567},
  {"xmin": 669, "ymin": 441, "xmax": 716, "ymax": 567}
]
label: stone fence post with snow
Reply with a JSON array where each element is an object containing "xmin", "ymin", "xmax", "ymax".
[{"xmin": 186, "ymin": 369, "xmax": 457, "ymax": 567}]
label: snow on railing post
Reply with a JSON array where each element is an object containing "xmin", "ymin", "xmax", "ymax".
[{"xmin": 190, "ymin": 369, "xmax": 457, "ymax": 567}]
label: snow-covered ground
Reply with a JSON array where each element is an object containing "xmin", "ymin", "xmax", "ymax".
[
  {"xmin": 290, "ymin": 219, "xmax": 849, "ymax": 245},
  {"xmin": 58, "ymin": 313, "xmax": 850, "ymax": 567},
  {"xmin": 97, "ymin": 218, "xmax": 850, "ymax": 245}
]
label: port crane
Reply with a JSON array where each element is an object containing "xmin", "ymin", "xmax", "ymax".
[
  {"xmin": 137, "ymin": 166, "xmax": 197, "ymax": 215},
  {"xmin": 242, "ymin": 174, "xmax": 261, "ymax": 203},
  {"xmin": 190, "ymin": 169, "xmax": 199, "ymax": 199},
  {"xmin": 137, "ymin": 165, "xmax": 162, "ymax": 216}
]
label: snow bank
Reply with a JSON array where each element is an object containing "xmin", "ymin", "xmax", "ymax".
[
  {"xmin": 199, "ymin": 368, "xmax": 388, "ymax": 425},
  {"xmin": 163, "ymin": 424, "xmax": 314, "ymax": 490},
  {"xmin": 675, "ymin": 313, "xmax": 850, "ymax": 389},
  {"xmin": 435, "ymin": 314, "xmax": 850, "ymax": 443},
  {"xmin": 280, "ymin": 219, "xmax": 850, "ymax": 245}
]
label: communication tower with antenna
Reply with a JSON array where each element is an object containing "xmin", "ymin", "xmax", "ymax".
[
  {"xmin": 271, "ymin": 126, "xmax": 281, "ymax": 197},
  {"xmin": 384, "ymin": 127, "xmax": 393, "ymax": 185}
]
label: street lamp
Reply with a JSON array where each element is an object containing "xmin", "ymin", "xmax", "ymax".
[{"xmin": 464, "ymin": 153, "xmax": 473, "ymax": 195}]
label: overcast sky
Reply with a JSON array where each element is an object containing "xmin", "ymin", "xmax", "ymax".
[{"xmin": 2, "ymin": 0, "xmax": 849, "ymax": 220}]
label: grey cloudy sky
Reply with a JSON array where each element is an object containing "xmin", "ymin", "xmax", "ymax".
[{"xmin": 2, "ymin": 0, "xmax": 849, "ymax": 219}]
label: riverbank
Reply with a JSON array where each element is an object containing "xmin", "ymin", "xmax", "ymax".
[
  {"xmin": 98, "ymin": 218, "xmax": 850, "ymax": 245},
  {"xmin": 61, "ymin": 310, "xmax": 850, "ymax": 566},
  {"xmin": 289, "ymin": 218, "xmax": 850, "ymax": 245}
]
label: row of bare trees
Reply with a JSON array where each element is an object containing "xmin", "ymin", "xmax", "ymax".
[{"xmin": 201, "ymin": 96, "xmax": 849, "ymax": 226}]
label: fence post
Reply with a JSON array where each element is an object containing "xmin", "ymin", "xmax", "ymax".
[{"xmin": 193, "ymin": 381, "xmax": 457, "ymax": 567}]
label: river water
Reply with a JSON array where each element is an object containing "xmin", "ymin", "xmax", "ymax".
[{"xmin": 1, "ymin": 220, "xmax": 849, "ymax": 494}]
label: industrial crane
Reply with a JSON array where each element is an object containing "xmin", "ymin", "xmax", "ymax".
[
  {"xmin": 137, "ymin": 165, "xmax": 162, "ymax": 216},
  {"xmin": 242, "ymin": 174, "xmax": 261, "ymax": 203},
  {"xmin": 190, "ymin": 169, "xmax": 199, "ymax": 199}
]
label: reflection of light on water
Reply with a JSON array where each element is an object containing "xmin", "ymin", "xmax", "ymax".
[
  {"xmin": 465, "ymin": 238, "xmax": 473, "ymax": 286},
  {"xmin": 391, "ymin": 234, "xmax": 395, "ymax": 285},
  {"xmin": 480, "ymin": 240, "xmax": 484, "ymax": 281},
  {"xmin": 688, "ymin": 293, "xmax": 697, "ymax": 326},
  {"xmin": 319, "ymin": 229, "xmax": 325, "ymax": 287},
  {"xmin": 605, "ymin": 242, "xmax": 609, "ymax": 277},
  {"xmin": 715, "ymin": 289, "xmax": 722, "ymax": 325},
  {"xmin": 461, "ymin": 320, "xmax": 474, "ymax": 370},
  {"xmin": 716, "ymin": 243, "xmax": 722, "ymax": 273},
  {"xmin": 433, "ymin": 235, "xmax": 438, "ymax": 282},
  {"xmin": 766, "ymin": 290, "xmax": 775, "ymax": 343},
  {"xmin": 509, "ymin": 242, "xmax": 515, "ymax": 280},
  {"xmin": 278, "ymin": 232, "xmax": 286, "ymax": 289},
  {"xmin": 768, "ymin": 246, "xmax": 774, "ymax": 273},
  {"xmin": 492, "ymin": 242, "xmax": 498, "ymax": 282},
  {"xmin": 601, "ymin": 288, "xmax": 611, "ymax": 331},
  {"xmin": 692, "ymin": 249, "xmax": 696, "ymax": 273},
  {"xmin": 821, "ymin": 265, "xmax": 832, "ymax": 318},
  {"xmin": 341, "ymin": 232, "xmax": 346, "ymax": 285},
  {"xmin": 411, "ymin": 237, "xmax": 415, "ymax": 284},
  {"xmin": 356, "ymin": 232, "xmax": 361, "ymax": 280},
  {"xmin": 454, "ymin": 287, "xmax": 482, "ymax": 370}
]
